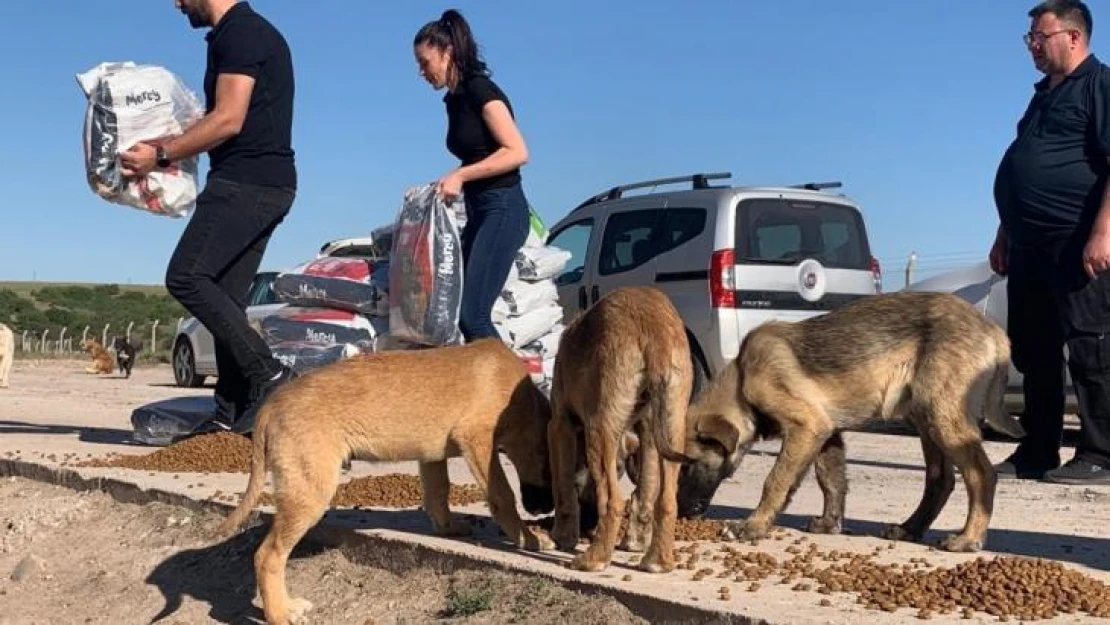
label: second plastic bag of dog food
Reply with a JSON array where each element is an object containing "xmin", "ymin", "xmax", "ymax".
[
  {"xmin": 76, "ymin": 61, "xmax": 204, "ymax": 218},
  {"xmin": 387, "ymin": 183, "xmax": 467, "ymax": 346}
]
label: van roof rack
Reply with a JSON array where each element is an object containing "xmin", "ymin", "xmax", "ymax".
[
  {"xmin": 787, "ymin": 181, "xmax": 842, "ymax": 191},
  {"xmin": 573, "ymin": 172, "xmax": 732, "ymax": 210}
]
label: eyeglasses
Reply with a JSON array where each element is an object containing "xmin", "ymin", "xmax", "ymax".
[{"xmin": 1024, "ymin": 29, "xmax": 1074, "ymax": 46}]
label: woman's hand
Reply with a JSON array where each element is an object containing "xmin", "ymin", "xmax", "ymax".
[{"xmin": 436, "ymin": 170, "xmax": 464, "ymax": 202}]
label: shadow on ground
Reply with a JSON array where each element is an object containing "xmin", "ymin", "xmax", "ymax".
[
  {"xmin": 699, "ymin": 503, "xmax": 1110, "ymax": 572},
  {"xmin": 0, "ymin": 420, "xmax": 135, "ymax": 446}
]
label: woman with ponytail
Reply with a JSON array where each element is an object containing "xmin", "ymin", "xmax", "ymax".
[{"xmin": 414, "ymin": 9, "xmax": 533, "ymax": 342}]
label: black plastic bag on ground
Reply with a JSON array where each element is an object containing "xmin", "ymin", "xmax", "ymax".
[{"xmin": 130, "ymin": 395, "xmax": 216, "ymax": 447}]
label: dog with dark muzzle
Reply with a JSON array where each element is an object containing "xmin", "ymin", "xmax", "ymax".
[{"xmin": 678, "ymin": 291, "xmax": 1024, "ymax": 553}]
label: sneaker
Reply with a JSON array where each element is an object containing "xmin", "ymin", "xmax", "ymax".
[
  {"xmin": 230, "ymin": 366, "xmax": 299, "ymax": 435},
  {"xmin": 1045, "ymin": 458, "xmax": 1110, "ymax": 485},
  {"xmin": 994, "ymin": 452, "xmax": 1058, "ymax": 481}
]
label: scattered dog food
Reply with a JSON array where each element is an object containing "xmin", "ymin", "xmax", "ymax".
[
  {"xmin": 79, "ymin": 432, "xmax": 253, "ymax": 473},
  {"xmin": 77, "ymin": 433, "xmax": 485, "ymax": 508}
]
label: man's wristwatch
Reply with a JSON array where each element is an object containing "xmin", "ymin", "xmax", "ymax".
[{"xmin": 156, "ymin": 146, "xmax": 171, "ymax": 169}]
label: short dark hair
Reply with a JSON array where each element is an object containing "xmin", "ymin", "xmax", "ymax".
[
  {"xmin": 1029, "ymin": 0, "xmax": 1093, "ymax": 39},
  {"xmin": 414, "ymin": 9, "xmax": 490, "ymax": 80}
]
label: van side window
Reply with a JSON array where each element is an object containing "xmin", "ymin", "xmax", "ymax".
[
  {"xmin": 598, "ymin": 209, "xmax": 664, "ymax": 276},
  {"xmin": 546, "ymin": 219, "xmax": 594, "ymax": 286},
  {"xmin": 662, "ymin": 208, "xmax": 706, "ymax": 252}
]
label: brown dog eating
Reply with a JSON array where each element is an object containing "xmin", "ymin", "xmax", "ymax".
[
  {"xmin": 548, "ymin": 286, "xmax": 692, "ymax": 573},
  {"xmin": 217, "ymin": 338, "xmax": 555, "ymax": 625},
  {"xmin": 680, "ymin": 291, "xmax": 1024, "ymax": 553}
]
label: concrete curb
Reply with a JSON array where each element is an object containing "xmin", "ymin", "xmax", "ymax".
[{"xmin": 0, "ymin": 458, "xmax": 764, "ymax": 625}]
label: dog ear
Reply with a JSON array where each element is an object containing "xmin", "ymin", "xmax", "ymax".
[{"xmin": 695, "ymin": 413, "xmax": 742, "ymax": 453}]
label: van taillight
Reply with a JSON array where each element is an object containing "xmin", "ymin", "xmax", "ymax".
[
  {"xmin": 870, "ymin": 256, "xmax": 882, "ymax": 293},
  {"xmin": 710, "ymin": 249, "xmax": 736, "ymax": 308}
]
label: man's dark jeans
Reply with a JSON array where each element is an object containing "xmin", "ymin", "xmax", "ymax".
[
  {"xmin": 458, "ymin": 182, "xmax": 530, "ymax": 341},
  {"xmin": 1007, "ymin": 233, "xmax": 1110, "ymax": 469},
  {"xmin": 165, "ymin": 177, "xmax": 294, "ymax": 416}
]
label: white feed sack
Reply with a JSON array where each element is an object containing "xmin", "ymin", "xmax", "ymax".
[
  {"xmin": 495, "ymin": 304, "xmax": 564, "ymax": 349},
  {"xmin": 77, "ymin": 61, "xmax": 204, "ymax": 218},
  {"xmin": 492, "ymin": 276, "xmax": 558, "ymax": 321}
]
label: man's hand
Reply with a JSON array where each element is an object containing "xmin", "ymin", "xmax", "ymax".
[
  {"xmin": 1083, "ymin": 229, "xmax": 1110, "ymax": 279},
  {"xmin": 989, "ymin": 230, "xmax": 1009, "ymax": 276},
  {"xmin": 119, "ymin": 143, "xmax": 158, "ymax": 178},
  {"xmin": 436, "ymin": 169, "xmax": 464, "ymax": 202}
]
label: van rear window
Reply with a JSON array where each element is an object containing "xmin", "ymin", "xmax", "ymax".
[{"xmin": 734, "ymin": 199, "xmax": 871, "ymax": 270}]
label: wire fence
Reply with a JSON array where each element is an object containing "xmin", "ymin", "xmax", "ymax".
[{"xmin": 15, "ymin": 318, "xmax": 185, "ymax": 362}]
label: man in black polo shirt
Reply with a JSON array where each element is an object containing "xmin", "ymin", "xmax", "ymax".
[
  {"xmin": 120, "ymin": 0, "xmax": 297, "ymax": 436},
  {"xmin": 991, "ymin": 0, "xmax": 1110, "ymax": 484}
]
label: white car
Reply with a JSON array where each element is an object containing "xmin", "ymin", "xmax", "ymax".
[
  {"xmin": 171, "ymin": 270, "xmax": 286, "ymax": 387},
  {"xmin": 544, "ymin": 171, "xmax": 882, "ymax": 396},
  {"xmin": 172, "ymin": 235, "xmax": 385, "ymax": 387}
]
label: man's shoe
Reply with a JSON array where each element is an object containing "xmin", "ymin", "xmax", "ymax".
[
  {"xmin": 1044, "ymin": 458, "xmax": 1110, "ymax": 485},
  {"xmin": 994, "ymin": 452, "xmax": 1057, "ymax": 481},
  {"xmin": 230, "ymin": 366, "xmax": 298, "ymax": 435}
]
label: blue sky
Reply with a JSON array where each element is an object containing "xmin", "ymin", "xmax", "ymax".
[{"xmin": 0, "ymin": 1, "xmax": 1070, "ymax": 289}]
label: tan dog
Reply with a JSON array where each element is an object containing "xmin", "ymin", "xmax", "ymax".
[
  {"xmin": 680, "ymin": 291, "xmax": 1025, "ymax": 553},
  {"xmin": 79, "ymin": 338, "xmax": 115, "ymax": 375},
  {"xmin": 548, "ymin": 286, "xmax": 692, "ymax": 573},
  {"xmin": 217, "ymin": 338, "xmax": 555, "ymax": 625},
  {"xmin": 0, "ymin": 322, "xmax": 13, "ymax": 388}
]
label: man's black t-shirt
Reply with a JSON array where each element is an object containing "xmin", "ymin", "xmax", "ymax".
[
  {"xmin": 443, "ymin": 74, "xmax": 521, "ymax": 196},
  {"xmin": 203, "ymin": 2, "xmax": 296, "ymax": 189},
  {"xmin": 994, "ymin": 53, "xmax": 1110, "ymax": 247}
]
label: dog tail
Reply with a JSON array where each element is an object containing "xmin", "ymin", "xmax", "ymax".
[
  {"xmin": 216, "ymin": 403, "xmax": 273, "ymax": 537},
  {"xmin": 648, "ymin": 370, "xmax": 692, "ymax": 465},
  {"xmin": 983, "ymin": 333, "xmax": 1025, "ymax": 440}
]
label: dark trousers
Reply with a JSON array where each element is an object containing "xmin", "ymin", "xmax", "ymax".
[
  {"xmin": 458, "ymin": 182, "xmax": 530, "ymax": 341},
  {"xmin": 165, "ymin": 177, "xmax": 295, "ymax": 414},
  {"xmin": 1007, "ymin": 233, "xmax": 1110, "ymax": 468}
]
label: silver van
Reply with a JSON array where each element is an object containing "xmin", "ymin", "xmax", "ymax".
[{"xmin": 544, "ymin": 171, "xmax": 882, "ymax": 394}]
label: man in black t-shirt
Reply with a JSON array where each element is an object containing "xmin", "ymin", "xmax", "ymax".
[
  {"xmin": 120, "ymin": 0, "xmax": 297, "ymax": 437},
  {"xmin": 991, "ymin": 0, "xmax": 1110, "ymax": 484}
]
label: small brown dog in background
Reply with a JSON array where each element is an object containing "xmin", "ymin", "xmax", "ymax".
[
  {"xmin": 680, "ymin": 291, "xmax": 1024, "ymax": 553},
  {"xmin": 548, "ymin": 286, "xmax": 693, "ymax": 573},
  {"xmin": 79, "ymin": 338, "xmax": 115, "ymax": 375},
  {"xmin": 217, "ymin": 338, "xmax": 556, "ymax": 625},
  {"xmin": 0, "ymin": 322, "xmax": 14, "ymax": 388}
]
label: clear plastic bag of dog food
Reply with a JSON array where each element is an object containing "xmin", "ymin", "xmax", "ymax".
[
  {"xmin": 387, "ymin": 183, "xmax": 467, "ymax": 346},
  {"xmin": 76, "ymin": 61, "xmax": 205, "ymax": 218}
]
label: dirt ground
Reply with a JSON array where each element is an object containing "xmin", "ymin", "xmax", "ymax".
[
  {"xmin": 3, "ymin": 359, "xmax": 1110, "ymax": 625},
  {"xmin": 0, "ymin": 476, "xmax": 647, "ymax": 625}
]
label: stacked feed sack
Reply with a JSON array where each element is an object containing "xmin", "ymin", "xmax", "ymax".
[{"xmin": 266, "ymin": 256, "xmax": 389, "ymax": 374}]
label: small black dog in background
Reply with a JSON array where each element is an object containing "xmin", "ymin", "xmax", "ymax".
[{"xmin": 112, "ymin": 337, "xmax": 142, "ymax": 378}]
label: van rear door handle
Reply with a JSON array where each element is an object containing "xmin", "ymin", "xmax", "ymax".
[
  {"xmin": 578, "ymin": 286, "xmax": 588, "ymax": 310},
  {"xmin": 591, "ymin": 285, "xmax": 600, "ymax": 303}
]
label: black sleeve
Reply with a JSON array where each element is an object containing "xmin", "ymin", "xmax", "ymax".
[
  {"xmin": 465, "ymin": 77, "xmax": 510, "ymax": 113},
  {"xmin": 1095, "ymin": 65, "xmax": 1110, "ymax": 158},
  {"xmin": 213, "ymin": 21, "xmax": 266, "ymax": 79}
]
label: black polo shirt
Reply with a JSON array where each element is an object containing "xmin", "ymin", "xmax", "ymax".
[
  {"xmin": 994, "ymin": 53, "xmax": 1110, "ymax": 247},
  {"xmin": 443, "ymin": 74, "xmax": 521, "ymax": 196},
  {"xmin": 204, "ymin": 2, "xmax": 296, "ymax": 189}
]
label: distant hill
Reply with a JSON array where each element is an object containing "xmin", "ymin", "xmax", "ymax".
[{"xmin": 0, "ymin": 281, "xmax": 187, "ymax": 355}]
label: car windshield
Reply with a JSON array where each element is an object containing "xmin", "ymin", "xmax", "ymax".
[{"xmin": 734, "ymin": 198, "xmax": 871, "ymax": 270}]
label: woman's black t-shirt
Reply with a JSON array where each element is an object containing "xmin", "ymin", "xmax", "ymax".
[{"xmin": 443, "ymin": 74, "xmax": 522, "ymax": 195}]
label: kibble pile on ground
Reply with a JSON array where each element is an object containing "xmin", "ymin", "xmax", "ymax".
[
  {"xmin": 78, "ymin": 433, "xmax": 485, "ymax": 507},
  {"xmin": 532, "ymin": 505, "xmax": 1110, "ymax": 621}
]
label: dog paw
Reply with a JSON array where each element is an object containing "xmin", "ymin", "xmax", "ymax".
[
  {"xmin": 523, "ymin": 528, "xmax": 555, "ymax": 552},
  {"xmin": 940, "ymin": 533, "xmax": 983, "ymax": 553},
  {"xmin": 806, "ymin": 516, "xmax": 842, "ymax": 535},
  {"xmin": 618, "ymin": 535, "xmax": 647, "ymax": 553},
  {"xmin": 881, "ymin": 524, "xmax": 920, "ymax": 543},
  {"xmin": 722, "ymin": 520, "xmax": 769, "ymax": 542},
  {"xmin": 287, "ymin": 597, "xmax": 314, "ymax": 624},
  {"xmin": 568, "ymin": 553, "xmax": 608, "ymax": 573},
  {"xmin": 637, "ymin": 554, "xmax": 675, "ymax": 574}
]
